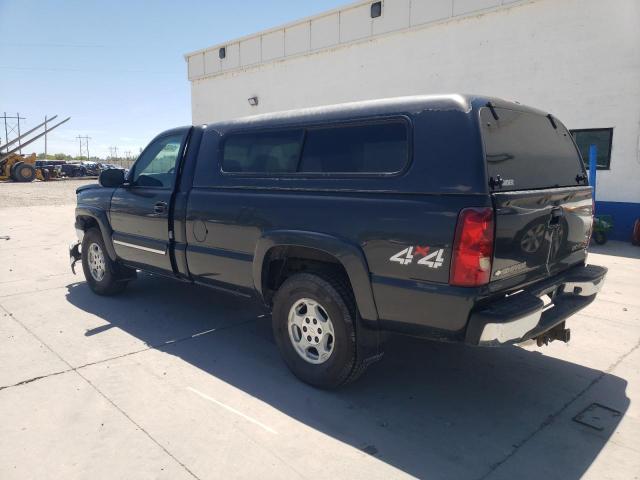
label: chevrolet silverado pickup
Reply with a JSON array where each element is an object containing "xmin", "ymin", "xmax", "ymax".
[{"xmin": 69, "ymin": 95, "xmax": 607, "ymax": 388}]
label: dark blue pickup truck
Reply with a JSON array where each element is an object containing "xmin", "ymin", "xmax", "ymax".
[{"xmin": 70, "ymin": 94, "xmax": 607, "ymax": 388}]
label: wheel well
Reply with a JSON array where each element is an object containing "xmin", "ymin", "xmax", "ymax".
[
  {"xmin": 262, "ymin": 246, "xmax": 351, "ymax": 305},
  {"xmin": 76, "ymin": 215, "xmax": 99, "ymax": 232}
]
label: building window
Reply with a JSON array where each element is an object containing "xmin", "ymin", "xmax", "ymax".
[
  {"xmin": 371, "ymin": 2, "xmax": 382, "ymax": 18},
  {"xmin": 571, "ymin": 128, "xmax": 613, "ymax": 170}
]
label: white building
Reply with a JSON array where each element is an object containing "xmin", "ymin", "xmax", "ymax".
[{"xmin": 185, "ymin": 0, "xmax": 640, "ymax": 240}]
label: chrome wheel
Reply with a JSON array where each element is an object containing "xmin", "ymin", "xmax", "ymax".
[
  {"xmin": 87, "ymin": 242, "xmax": 106, "ymax": 282},
  {"xmin": 287, "ymin": 298, "xmax": 335, "ymax": 365}
]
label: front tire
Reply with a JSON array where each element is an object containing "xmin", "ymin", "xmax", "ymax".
[
  {"xmin": 272, "ymin": 272, "xmax": 368, "ymax": 389},
  {"xmin": 81, "ymin": 228, "xmax": 129, "ymax": 295}
]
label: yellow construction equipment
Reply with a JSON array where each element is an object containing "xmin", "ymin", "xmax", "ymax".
[
  {"xmin": 0, "ymin": 115, "xmax": 70, "ymax": 182},
  {"xmin": 0, "ymin": 153, "xmax": 40, "ymax": 182}
]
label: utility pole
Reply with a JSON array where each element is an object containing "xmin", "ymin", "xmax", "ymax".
[
  {"xmin": 123, "ymin": 150, "xmax": 132, "ymax": 169},
  {"xmin": 76, "ymin": 135, "xmax": 91, "ymax": 160},
  {"xmin": 16, "ymin": 113, "xmax": 22, "ymax": 154},
  {"xmin": 1, "ymin": 112, "xmax": 26, "ymax": 154},
  {"xmin": 109, "ymin": 146, "xmax": 119, "ymax": 160},
  {"xmin": 2, "ymin": 113, "xmax": 6, "ymax": 154}
]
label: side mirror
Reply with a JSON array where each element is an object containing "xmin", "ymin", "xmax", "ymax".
[{"xmin": 99, "ymin": 168, "xmax": 126, "ymax": 188}]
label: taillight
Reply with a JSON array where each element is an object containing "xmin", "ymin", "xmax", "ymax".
[{"xmin": 450, "ymin": 207, "xmax": 495, "ymax": 287}]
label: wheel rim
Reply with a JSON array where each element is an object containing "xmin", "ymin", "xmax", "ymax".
[
  {"xmin": 287, "ymin": 298, "xmax": 335, "ymax": 365},
  {"xmin": 521, "ymin": 224, "xmax": 545, "ymax": 253},
  {"xmin": 87, "ymin": 242, "xmax": 106, "ymax": 282}
]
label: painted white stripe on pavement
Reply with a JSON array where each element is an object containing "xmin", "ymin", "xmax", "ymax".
[{"xmin": 187, "ymin": 386, "xmax": 278, "ymax": 434}]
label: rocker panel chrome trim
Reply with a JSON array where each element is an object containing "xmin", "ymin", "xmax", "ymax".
[{"xmin": 113, "ymin": 239, "xmax": 166, "ymax": 255}]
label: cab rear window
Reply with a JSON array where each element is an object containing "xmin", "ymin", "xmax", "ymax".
[{"xmin": 481, "ymin": 107, "xmax": 586, "ymax": 191}]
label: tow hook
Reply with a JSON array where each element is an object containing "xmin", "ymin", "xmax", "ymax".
[
  {"xmin": 69, "ymin": 241, "xmax": 81, "ymax": 275},
  {"xmin": 536, "ymin": 322, "xmax": 571, "ymax": 347}
]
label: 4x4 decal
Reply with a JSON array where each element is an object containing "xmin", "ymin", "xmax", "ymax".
[{"xmin": 390, "ymin": 246, "xmax": 445, "ymax": 268}]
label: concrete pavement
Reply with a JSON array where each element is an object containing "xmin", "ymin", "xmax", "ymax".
[{"xmin": 0, "ymin": 184, "xmax": 639, "ymax": 479}]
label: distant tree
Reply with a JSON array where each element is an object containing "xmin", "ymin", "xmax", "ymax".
[
  {"xmin": 37, "ymin": 152, "xmax": 46, "ymax": 159},
  {"xmin": 54, "ymin": 153, "xmax": 66, "ymax": 160}
]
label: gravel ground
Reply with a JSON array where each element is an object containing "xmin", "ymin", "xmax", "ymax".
[{"xmin": 0, "ymin": 179, "xmax": 96, "ymax": 208}]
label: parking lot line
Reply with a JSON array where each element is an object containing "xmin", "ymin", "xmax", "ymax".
[{"xmin": 187, "ymin": 386, "xmax": 278, "ymax": 434}]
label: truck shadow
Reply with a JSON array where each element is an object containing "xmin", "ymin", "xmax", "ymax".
[
  {"xmin": 65, "ymin": 275, "xmax": 629, "ymax": 480},
  {"xmin": 589, "ymin": 240, "xmax": 640, "ymax": 260}
]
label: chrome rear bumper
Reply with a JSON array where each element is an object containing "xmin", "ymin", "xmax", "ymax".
[{"xmin": 466, "ymin": 264, "xmax": 607, "ymax": 346}]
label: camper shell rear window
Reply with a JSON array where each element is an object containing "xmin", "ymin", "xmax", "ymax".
[{"xmin": 480, "ymin": 107, "xmax": 586, "ymax": 191}]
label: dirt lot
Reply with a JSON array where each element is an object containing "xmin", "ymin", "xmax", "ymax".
[
  {"xmin": 0, "ymin": 179, "xmax": 95, "ymax": 208},
  {"xmin": 1, "ymin": 181, "xmax": 639, "ymax": 480}
]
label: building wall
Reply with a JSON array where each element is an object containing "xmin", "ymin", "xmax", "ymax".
[{"xmin": 187, "ymin": 0, "xmax": 640, "ymax": 238}]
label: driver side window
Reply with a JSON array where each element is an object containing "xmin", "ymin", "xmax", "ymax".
[{"xmin": 132, "ymin": 134, "xmax": 184, "ymax": 188}]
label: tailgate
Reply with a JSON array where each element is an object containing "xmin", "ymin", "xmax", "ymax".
[
  {"xmin": 480, "ymin": 105, "xmax": 592, "ymax": 286},
  {"xmin": 491, "ymin": 187, "xmax": 592, "ymax": 284}
]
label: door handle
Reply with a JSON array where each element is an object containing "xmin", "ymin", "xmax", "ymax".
[{"xmin": 154, "ymin": 201, "xmax": 167, "ymax": 214}]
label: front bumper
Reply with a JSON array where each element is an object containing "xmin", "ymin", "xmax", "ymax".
[{"xmin": 466, "ymin": 264, "xmax": 607, "ymax": 346}]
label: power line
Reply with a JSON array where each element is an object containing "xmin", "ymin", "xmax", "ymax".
[
  {"xmin": 0, "ymin": 65, "xmax": 178, "ymax": 75},
  {"xmin": 3, "ymin": 42, "xmax": 110, "ymax": 48}
]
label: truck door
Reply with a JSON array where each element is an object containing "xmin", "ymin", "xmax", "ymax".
[{"xmin": 110, "ymin": 131, "xmax": 188, "ymax": 273}]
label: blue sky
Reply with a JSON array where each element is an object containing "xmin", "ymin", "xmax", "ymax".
[{"xmin": 0, "ymin": 0, "xmax": 345, "ymax": 158}]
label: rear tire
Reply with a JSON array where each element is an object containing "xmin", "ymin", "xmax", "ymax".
[
  {"xmin": 593, "ymin": 231, "xmax": 607, "ymax": 245},
  {"xmin": 272, "ymin": 272, "xmax": 368, "ymax": 389},
  {"xmin": 81, "ymin": 228, "xmax": 129, "ymax": 296},
  {"xmin": 9, "ymin": 161, "xmax": 22, "ymax": 180}
]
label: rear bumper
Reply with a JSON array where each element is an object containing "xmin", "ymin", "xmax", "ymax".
[{"xmin": 466, "ymin": 264, "xmax": 607, "ymax": 346}]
